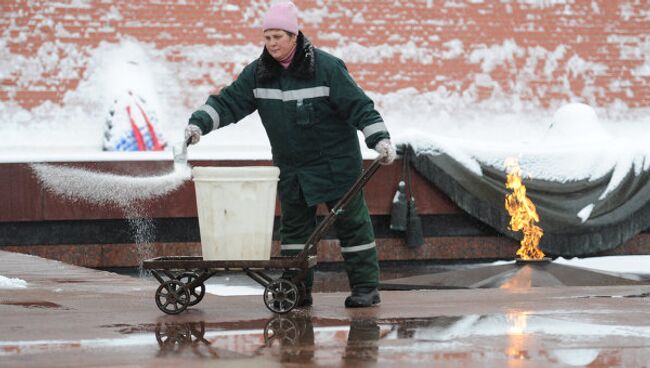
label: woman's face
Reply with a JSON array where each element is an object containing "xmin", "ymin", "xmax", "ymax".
[{"xmin": 264, "ymin": 30, "xmax": 297, "ymax": 61}]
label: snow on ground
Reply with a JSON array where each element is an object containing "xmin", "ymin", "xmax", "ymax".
[
  {"xmin": 553, "ymin": 255, "xmax": 650, "ymax": 276},
  {"xmin": 491, "ymin": 255, "xmax": 650, "ymax": 278},
  {"xmin": 204, "ymin": 284, "xmax": 263, "ymax": 296},
  {"xmin": 0, "ymin": 275, "xmax": 28, "ymax": 289}
]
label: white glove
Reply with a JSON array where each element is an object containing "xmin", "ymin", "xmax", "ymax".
[
  {"xmin": 184, "ymin": 124, "xmax": 202, "ymax": 145},
  {"xmin": 374, "ymin": 138, "xmax": 396, "ymax": 165}
]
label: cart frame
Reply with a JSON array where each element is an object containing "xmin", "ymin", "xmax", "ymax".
[{"xmin": 143, "ymin": 158, "xmax": 383, "ymax": 315}]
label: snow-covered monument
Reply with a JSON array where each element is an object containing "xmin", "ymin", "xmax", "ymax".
[{"xmin": 1, "ymin": 1, "xmax": 648, "ymax": 268}]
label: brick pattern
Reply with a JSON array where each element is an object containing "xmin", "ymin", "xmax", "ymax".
[{"xmin": 2, "ymin": 0, "xmax": 648, "ymax": 110}]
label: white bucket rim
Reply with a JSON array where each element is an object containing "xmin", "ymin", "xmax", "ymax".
[{"xmin": 192, "ymin": 166, "xmax": 280, "ymax": 181}]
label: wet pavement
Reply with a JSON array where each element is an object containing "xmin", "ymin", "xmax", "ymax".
[{"xmin": 2, "ymin": 250, "xmax": 650, "ymax": 367}]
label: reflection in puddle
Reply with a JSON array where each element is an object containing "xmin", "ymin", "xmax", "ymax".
[
  {"xmin": 155, "ymin": 321, "xmax": 223, "ymax": 359},
  {"xmin": 3, "ymin": 311, "xmax": 650, "ymax": 365},
  {"xmin": 150, "ymin": 314, "xmax": 384, "ymax": 364},
  {"xmin": 506, "ymin": 310, "xmax": 532, "ymax": 366},
  {"xmin": 264, "ymin": 314, "xmax": 316, "ymax": 363},
  {"xmin": 0, "ymin": 334, "xmax": 155, "ymax": 356},
  {"xmin": 144, "ymin": 311, "xmax": 650, "ymax": 365}
]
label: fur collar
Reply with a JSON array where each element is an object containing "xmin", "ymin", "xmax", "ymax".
[{"xmin": 256, "ymin": 32, "xmax": 315, "ymax": 83}]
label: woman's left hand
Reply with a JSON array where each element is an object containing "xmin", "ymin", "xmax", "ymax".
[{"xmin": 374, "ymin": 139, "xmax": 396, "ymax": 165}]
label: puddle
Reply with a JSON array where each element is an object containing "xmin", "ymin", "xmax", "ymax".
[
  {"xmin": 4, "ymin": 311, "xmax": 650, "ymax": 365},
  {"xmin": 0, "ymin": 301, "xmax": 69, "ymax": 310},
  {"xmin": 100, "ymin": 319, "xmax": 271, "ymax": 335},
  {"xmin": 106, "ymin": 312, "xmax": 650, "ymax": 364},
  {"xmin": 152, "ymin": 311, "xmax": 650, "ymax": 364}
]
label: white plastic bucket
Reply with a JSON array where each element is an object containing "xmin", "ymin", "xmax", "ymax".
[{"xmin": 192, "ymin": 166, "xmax": 280, "ymax": 261}]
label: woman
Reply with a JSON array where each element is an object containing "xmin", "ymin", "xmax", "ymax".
[{"xmin": 185, "ymin": 1, "xmax": 396, "ymax": 308}]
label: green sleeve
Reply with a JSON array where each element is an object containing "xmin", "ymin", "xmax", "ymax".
[
  {"xmin": 328, "ymin": 59, "xmax": 390, "ymax": 148},
  {"xmin": 188, "ymin": 62, "xmax": 258, "ymax": 134}
]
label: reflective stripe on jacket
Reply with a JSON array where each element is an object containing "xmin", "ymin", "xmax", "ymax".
[{"xmin": 189, "ymin": 32, "xmax": 390, "ymax": 206}]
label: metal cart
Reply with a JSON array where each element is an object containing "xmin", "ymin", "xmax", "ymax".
[{"xmin": 143, "ymin": 158, "xmax": 382, "ymax": 315}]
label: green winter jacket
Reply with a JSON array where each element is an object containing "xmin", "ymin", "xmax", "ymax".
[{"xmin": 189, "ymin": 32, "xmax": 390, "ymax": 206}]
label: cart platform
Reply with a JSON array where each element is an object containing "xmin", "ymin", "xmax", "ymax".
[{"xmin": 144, "ymin": 158, "xmax": 383, "ymax": 315}]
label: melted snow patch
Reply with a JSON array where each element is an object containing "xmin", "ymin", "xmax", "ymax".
[
  {"xmin": 205, "ymin": 284, "xmax": 263, "ymax": 296},
  {"xmin": 0, "ymin": 275, "xmax": 28, "ymax": 289}
]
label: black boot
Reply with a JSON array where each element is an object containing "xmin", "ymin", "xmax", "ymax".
[
  {"xmin": 344, "ymin": 287, "xmax": 380, "ymax": 308},
  {"xmin": 298, "ymin": 288, "xmax": 313, "ymax": 307}
]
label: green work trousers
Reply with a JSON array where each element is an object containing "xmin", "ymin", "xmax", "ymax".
[{"xmin": 279, "ymin": 188, "xmax": 379, "ymax": 290}]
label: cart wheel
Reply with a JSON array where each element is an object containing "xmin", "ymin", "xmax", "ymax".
[
  {"xmin": 264, "ymin": 316, "xmax": 299, "ymax": 346},
  {"xmin": 155, "ymin": 280, "xmax": 191, "ymax": 315},
  {"xmin": 177, "ymin": 272, "xmax": 206, "ymax": 306},
  {"xmin": 264, "ymin": 279, "xmax": 299, "ymax": 314}
]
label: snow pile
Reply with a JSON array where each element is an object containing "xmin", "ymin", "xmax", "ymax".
[
  {"xmin": 0, "ymin": 275, "xmax": 28, "ymax": 289},
  {"xmin": 395, "ymin": 102, "xmax": 650, "ymax": 223},
  {"xmin": 396, "ymin": 102, "xmax": 650, "ymax": 185},
  {"xmin": 1, "ymin": 34, "xmax": 647, "ymax": 155},
  {"xmin": 0, "ymin": 39, "xmax": 190, "ymax": 153},
  {"xmin": 546, "ymin": 102, "xmax": 610, "ymax": 143}
]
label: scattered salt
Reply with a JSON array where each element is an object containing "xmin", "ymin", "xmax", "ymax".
[
  {"xmin": 29, "ymin": 163, "xmax": 192, "ymax": 266},
  {"xmin": 29, "ymin": 163, "xmax": 191, "ymax": 207}
]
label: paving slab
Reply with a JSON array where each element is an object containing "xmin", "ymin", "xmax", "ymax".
[{"xmin": 1, "ymin": 250, "xmax": 650, "ymax": 367}]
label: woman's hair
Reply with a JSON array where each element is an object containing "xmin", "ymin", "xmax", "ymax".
[{"xmin": 264, "ymin": 29, "xmax": 296, "ymax": 39}]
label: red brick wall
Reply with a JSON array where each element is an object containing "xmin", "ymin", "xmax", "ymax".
[{"xmin": 1, "ymin": 0, "xmax": 648, "ymax": 110}]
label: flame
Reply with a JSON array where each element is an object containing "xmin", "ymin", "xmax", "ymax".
[{"xmin": 505, "ymin": 158, "xmax": 545, "ymax": 260}]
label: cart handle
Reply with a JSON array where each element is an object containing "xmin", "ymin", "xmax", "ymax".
[{"xmin": 298, "ymin": 157, "xmax": 383, "ymax": 261}]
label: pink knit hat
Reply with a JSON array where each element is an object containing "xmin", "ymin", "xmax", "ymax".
[{"xmin": 263, "ymin": 2, "xmax": 299, "ymax": 34}]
